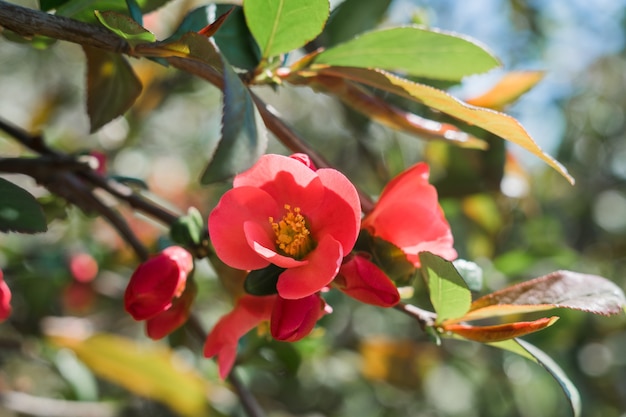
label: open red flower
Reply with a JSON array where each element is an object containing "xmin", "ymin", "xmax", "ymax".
[
  {"xmin": 124, "ymin": 246, "xmax": 193, "ymax": 321},
  {"xmin": 0, "ymin": 269, "xmax": 11, "ymax": 322},
  {"xmin": 361, "ymin": 163, "xmax": 457, "ymax": 266},
  {"xmin": 209, "ymin": 154, "xmax": 361, "ymax": 299}
]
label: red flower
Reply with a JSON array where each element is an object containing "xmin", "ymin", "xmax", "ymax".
[
  {"xmin": 204, "ymin": 295, "xmax": 275, "ymax": 379},
  {"xmin": 0, "ymin": 269, "xmax": 11, "ymax": 322},
  {"xmin": 204, "ymin": 293, "xmax": 329, "ymax": 378},
  {"xmin": 335, "ymin": 255, "xmax": 400, "ymax": 307},
  {"xmin": 361, "ymin": 163, "xmax": 457, "ymax": 266},
  {"xmin": 124, "ymin": 246, "xmax": 193, "ymax": 321},
  {"xmin": 146, "ymin": 281, "xmax": 197, "ymax": 340},
  {"xmin": 209, "ymin": 154, "xmax": 361, "ymax": 299}
]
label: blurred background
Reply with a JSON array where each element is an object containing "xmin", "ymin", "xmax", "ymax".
[{"xmin": 1, "ymin": 0, "xmax": 625, "ymax": 416}]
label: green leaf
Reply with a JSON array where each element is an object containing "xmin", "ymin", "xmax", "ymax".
[
  {"xmin": 55, "ymin": 0, "xmax": 168, "ymax": 22},
  {"xmin": 452, "ymin": 259, "xmax": 483, "ymax": 292},
  {"xmin": 459, "ymin": 270, "xmax": 626, "ymax": 322},
  {"xmin": 303, "ymin": 67, "xmax": 575, "ymax": 184},
  {"xmin": 213, "ymin": 5, "xmax": 261, "ymax": 70},
  {"xmin": 245, "ymin": 264, "xmax": 283, "ymax": 295},
  {"xmin": 165, "ymin": 5, "xmax": 212, "ymax": 41},
  {"xmin": 49, "ymin": 333, "xmax": 208, "ymax": 417},
  {"xmin": 200, "ymin": 59, "xmax": 268, "ymax": 183},
  {"xmin": 170, "ymin": 207, "xmax": 205, "ymax": 246},
  {"xmin": 419, "ymin": 252, "xmax": 471, "ymax": 324},
  {"xmin": 0, "ymin": 178, "xmax": 47, "ymax": 234},
  {"xmin": 83, "ymin": 46, "xmax": 142, "ymax": 132},
  {"xmin": 355, "ymin": 230, "xmax": 416, "ymax": 285},
  {"xmin": 94, "ymin": 10, "xmax": 155, "ymax": 47},
  {"xmin": 125, "ymin": 0, "xmax": 143, "ymax": 24},
  {"xmin": 490, "ymin": 338, "xmax": 581, "ymax": 417},
  {"xmin": 313, "ymin": 26, "xmax": 500, "ymax": 81},
  {"xmin": 321, "ymin": 0, "xmax": 391, "ymax": 47},
  {"xmin": 244, "ymin": 0, "xmax": 330, "ymax": 58},
  {"xmin": 137, "ymin": 32, "xmax": 223, "ymax": 70}
]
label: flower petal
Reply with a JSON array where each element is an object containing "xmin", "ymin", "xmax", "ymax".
[
  {"xmin": 234, "ymin": 154, "xmax": 326, "ymax": 212},
  {"xmin": 277, "ymin": 235, "xmax": 343, "ymax": 299},
  {"xmin": 204, "ymin": 295, "xmax": 276, "ymax": 379},
  {"xmin": 308, "ymin": 168, "xmax": 361, "ymax": 254},
  {"xmin": 0, "ymin": 270, "xmax": 11, "ymax": 322},
  {"xmin": 243, "ymin": 221, "xmax": 308, "ymax": 268},
  {"xmin": 209, "ymin": 186, "xmax": 279, "ymax": 271},
  {"xmin": 270, "ymin": 294, "xmax": 327, "ymax": 341}
]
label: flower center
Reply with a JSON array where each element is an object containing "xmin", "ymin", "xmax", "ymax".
[{"xmin": 269, "ymin": 205, "xmax": 314, "ymax": 259}]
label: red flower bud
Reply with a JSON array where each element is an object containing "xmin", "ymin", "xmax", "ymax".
[
  {"xmin": 335, "ymin": 255, "xmax": 400, "ymax": 307},
  {"xmin": 146, "ymin": 281, "xmax": 197, "ymax": 340},
  {"xmin": 0, "ymin": 270, "xmax": 11, "ymax": 322},
  {"xmin": 124, "ymin": 246, "xmax": 193, "ymax": 321},
  {"xmin": 270, "ymin": 293, "xmax": 328, "ymax": 342}
]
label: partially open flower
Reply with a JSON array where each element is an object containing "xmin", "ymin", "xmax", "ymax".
[
  {"xmin": 209, "ymin": 154, "xmax": 361, "ymax": 299},
  {"xmin": 0, "ymin": 269, "xmax": 11, "ymax": 322},
  {"xmin": 124, "ymin": 246, "xmax": 193, "ymax": 321},
  {"xmin": 362, "ymin": 163, "xmax": 457, "ymax": 266}
]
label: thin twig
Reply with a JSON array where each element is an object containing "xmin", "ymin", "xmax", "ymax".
[{"xmin": 393, "ymin": 302, "xmax": 437, "ymax": 330}]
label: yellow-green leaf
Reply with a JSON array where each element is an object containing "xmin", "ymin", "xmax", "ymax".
[
  {"xmin": 304, "ymin": 66, "xmax": 574, "ymax": 184},
  {"xmin": 49, "ymin": 333, "xmax": 208, "ymax": 417},
  {"xmin": 465, "ymin": 70, "xmax": 545, "ymax": 110}
]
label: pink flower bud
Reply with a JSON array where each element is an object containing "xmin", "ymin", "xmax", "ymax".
[
  {"xmin": 335, "ymin": 255, "xmax": 400, "ymax": 307},
  {"xmin": 270, "ymin": 293, "xmax": 327, "ymax": 342},
  {"xmin": 124, "ymin": 246, "xmax": 193, "ymax": 321},
  {"xmin": 0, "ymin": 270, "xmax": 11, "ymax": 322}
]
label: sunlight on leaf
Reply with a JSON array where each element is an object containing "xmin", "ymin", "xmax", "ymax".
[
  {"xmin": 49, "ymin": 333, "xmax": 208, "ymax": 417},
  {"xmin": 313, "ymin": 26, "xmax": 500, "ymax": 80},
  {"xmin": 0, "ymin": 178, "xmax": 47, "ymax": 234},
  {"xmin": 491, "ymin": 338, "xmax": 581, "ymax": 417},
  {"xmin": 83, "ymin": 46, "xmax": 142, "ymax": 132},
  {"xmin": 94, "ymin": 10, "xmax": 155, "ymax": 47},
  {"xmin": 465, "ymin": 71, "xmax": 545, "ymax": 110},
  {"xmin": 458, "ymin": 270, "xmax": 626, "ymax": 322},
  {"xmin": 419, "ymin": 252, "xmax": 471, "ymax": 324},
  {"xmin": 303, "ymin": 66, "xmax": 574, "ymax": 184},
  {"xmin": 244, "ymin": 0, "xmax": 329, "ymax": 58}
]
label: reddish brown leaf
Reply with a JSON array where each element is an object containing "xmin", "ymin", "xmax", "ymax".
[
  {"xmin": 444, "ymin": 316, "xmax": 559, "ymax": 343},
  {"xmin": 458, "ymin": 270, "xmax": 626, "ymax": 322},
  {"xmin": 198, "ymin": 7, "xmax": 234, "ymax": 38},
  {"xmin": 465, "ymin": 71, "xmax": 545, "ymax": 110}
]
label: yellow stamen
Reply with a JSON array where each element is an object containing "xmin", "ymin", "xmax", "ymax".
[{"xmin": 269, "ymin": 204, "xmax": 314, "ymax": 259}]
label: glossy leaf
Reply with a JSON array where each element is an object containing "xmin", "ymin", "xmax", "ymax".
[
  {"xmin": 458, "ymin": 270, "xmax": 626, "ymax": 322},
  {"xmin": 452, "ymin": 259, "xmax": 483, "ymax": 292},
  {"xmin": 444, "ymin": 316, "xmax": 558, "ymax": 342},
  {"xmin": 491, "ymin": 338, "xmax": 581, "ymax": 417},
  {"xmin": 244, "ymin": 0, "xmax": 329, "ymax": 58},
  {"xmin": 197, "ymin": 7, "xmax": 233, "ymax": 38},
  {"xmin": 49, "ymin": 333, "xmax": 208, "ymax": 417},
  {"xmin": 465, "ymin": 70, "xmax": 545, "ymax": 110},
  {"xmin": 165, "ymin": 5, "xmax": 212, "ymax": 41},
  {"xmin": 419, "ymin": 252, "xmax": 471, "ymax": 324},
  {"xmin": 303, "ymin": 67, "xmax": 574, "ymax": 184},
  {"xmin": 0, "ymin": 178, "xmax": 47, "ymax": 234},
  {"xmin": 321, "ymin": 0, "xmax": 392, "ymax": 47},
  {"xmin": 125, "ymin": 0, "xmax": 143, "ymax": 25},
  {"xmin": 200, "ymin": 59, "xmax": 268, "ymax": 183},
  {"xmin": 83, "ymin": 46, "xmax": 142, "ymax": 132},
  {"xmin": 94, "ymin": 10, "xmax": 155, "ymax": 47},
  {"xmin": 313, "ymin": 27, "xmax": 500, "ymax": 81},
  {"xmin": 213, "ymin": 5, "xmax": 261, "ymax": 70}
]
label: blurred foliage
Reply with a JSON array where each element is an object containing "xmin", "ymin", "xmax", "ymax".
[{"xmin": 0, "ymin": 0, "xmax": 626, "ymax": 417}]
